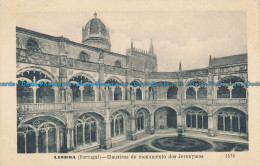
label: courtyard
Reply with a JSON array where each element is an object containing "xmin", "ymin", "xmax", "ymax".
[{"xmin": 81, "ymin": 131, "xmax": 248, "ymax": 152}]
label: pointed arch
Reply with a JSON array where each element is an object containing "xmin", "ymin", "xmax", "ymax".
[
  {"xmin": 110, "ymin": 109, "xmax": 131, "ymax": 139},
  {"xmin": 75, "ymin": 112, "xmax": 105, "ymax": 147},
  {"xmin": 214, "ymin": 107, "xmax": 247, "ymax": 134},
  {"xmin": 17, "ymin": 116, "xmax": 66, "ymax": 153},
  {"xmin": 184, "ymin": 106, "xmax": 208, "ymax": 130},
  {"xmin": 135, "ymin": 107, "xmax": 151, "ymax": 132}
]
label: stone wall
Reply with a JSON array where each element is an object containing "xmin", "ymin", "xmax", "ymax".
[{"xmin": 127, "ymin": 49, "xmax": 157, "ymax": 72}]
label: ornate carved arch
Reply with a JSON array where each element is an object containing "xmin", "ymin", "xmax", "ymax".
[
  {"xmin": 69, "ymin": 72, "xmax": 96, "ymax": 83},
  {"xmin": 17, "ymin": 66, "xmax": 58, "ymax": 83}
]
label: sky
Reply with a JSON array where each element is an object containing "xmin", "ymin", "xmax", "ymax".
[{"xmin": 16, "ymin": 11, "xmax": 247, "ymax": 72}]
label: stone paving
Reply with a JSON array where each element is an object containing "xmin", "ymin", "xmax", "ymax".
[{"xmin": 79, "ymin": 130, "xmax": 248, "ymax": 152}]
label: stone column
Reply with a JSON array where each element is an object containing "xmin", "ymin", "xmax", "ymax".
[
  {"xmin": 66, "ymin": 128, "xmax": 71, "ymax": 150},
  {"xmin": 214, "ymin": 86, "xmax": 217, "ymax": 99},
  {"xmin": 230, "ymin": 116, "xmax": 233, "ymax": 133},
  {"xmin": 131, "ymin": 87, "xmax": 135, "ymax": 105},
  {"xmin": 195, "ymin": 113, "xmax": 198, "ymax": 129},
  {"xmin": 24, "ymin": 134, "xmax": 27, "ymax": 153},
  {"xmin": 82, "ymin": 123, "xmax": 85, "ymax": 145},
  {"xmin": 214, "ymin": 115, "xmax": 218, "ymax": 133},
  {"xmin": 183, "ymin": 87, "xmax": 187, "ymax": 99},
  {"xmin": 208, "ymin": 115, "xmax": 217, "ymax": 137},
  {"xmin": 145, "ymin": 87, "xmax": 149, "ymax": 100},
  {"xmin": 98, "ymin": 60, "xmax": 105, "ymax": 100},
  {"xmin": 35, "ymin": 132, "xmax": 39, "ymax": 153},
  {"xmin": 101, "ymin": 110, "xmax": 112, "ymax": 149},
  {"xmin": 228, "ymin": 86, "xmax": 233, "ymax": 99},
  {"xmin": 223, "ymin": 116, "xmax": 225, "ymax": 131},
  {"xmin": 190, "ymin": 114, "xmax": 193, "ymax": 128},
  {"xmin": 152, "ymin": 87, "xmax": 157, "ymax": 101},
  {"xmin": 59, "ymin": 129, "xmax": 64, "ymax": 152},
  {"xmin": 65, "ymin": 87, "xmax": 73, "ymax": 110},
  {"xmin": 61, "ymin": 89, "xmax": 65, "ymax": 103},
  {"xmin": 202, "ymin": 115, "xmax": 204, "ymax": 129},
  {"xmin": 141, "ymin": 87, "xmax": 145, "ymax": 100},
  {"xmin": 238, "ymin": 116, "xmax": 241, "ymax": 133},
  {"xmin": 88, "ymin": 123, "xmax": 92, "ymax": 145},
  {"xmin": 246, "ymin": 117, "xmax": 248, "ymax": 134},
  {"xmin": 194, "ymin": 87, "xmax": 199, "ymax": 100},
  {"xmin": 59, "ymin": 54, "xmax": 68, "ymax": 103},
  {"xmin": 126, "ymin": 86, "xmax": 130, "ymax": 100},
  {"xmin": 100, "ymin": 86, "xmax": 105, "ymax": 102},
  {"xmin": 70, "ymin": 128, "xmax": 74, "ymax": 149},
  {"xmin": 121, "ymin": 87, "xmax": 125, "ymax": 101},
  {"xmin": 110, "ymin": 87, "xmax": 115, "ymax": 101},
  {"xmin": 46, "ymin": 129, "xmax": 49, "ymax": 153},
  {"xmin": 128, "ymin": 117, "xmax": 137, "ymax": 140},
  {"xmin": 79, "ymin": 86, "xmax": 84, "ymax": 102},
  {"xmin": 74, "ymin": 125, "xmax": 78, "ymax": 150},
  {"xmin": 113, "ymin": 118, "xmax": 116, "ymax": 137},
  {"xmin": 177, "ymin": 112, "xmax": 184, "ymax": 133},
  {"xmin": 54, "ymin": 87, "xmax": 59, "ymax": 103},
  {"xmin": 101, "ymin": 121, "xmax": 112, "ymax": 149},
  {"xmin": 94, "ymin": 86, "xmax": 99, "ymax": 101},
  {"xmin": 56, "ymin": 128, "xmax": 60, "ymax": 152},
  {"xmin": 149, "ymin": 113, "xmax": 155, "ymax": 134},
  {"xmin": 182, "ymin": 114, "xmax": 186, "ymax": 130},
  {"xmin": 133, "ymin": 87, "xmax": 136, "ymax": 101},
  {"xmin": 32, "ymin": 76, "xmax": 38, "ymax": 104},
  {"xmin": 32, "ymin": 86, "xmax": 38, "ymax": 104},
  {"xmin": 65, "ymin": 112, "xmax": 75, "ymax": 151},
  {"xmin": 148, "ymin": 88, "xmax": 151, "ymax": 100},
  {"xmin": 207, "ymin": 81, "xmax": 213, "ymax": 101}
]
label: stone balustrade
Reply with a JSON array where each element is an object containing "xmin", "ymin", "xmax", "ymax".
[
  {"xmin": 17, "ymin": 103, "xmax": 66, "ymax": 113},
  {"xmin": 72, "ymin": 101, "xmax": 106, "ymax": 109},
  {"xmin": 212, "ymin": 98, "xmax": 247, "ymax": 104},
  {"xmin": 153, "ymin": 99, "xmax": 179, "ymax": 105},
  {"xmin": 182, "ymin": 99, "xmax": 208, "ymax": 105},
  {"xmin": 109, "ymin": 100, "xmax": 131, "ymax": 106},
  {"xmin": 17, "ymin": 98, "xmax": 247, "ymax": 113}
]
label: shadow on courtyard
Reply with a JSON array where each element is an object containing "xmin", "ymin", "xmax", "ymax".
[{"xmin": 123, "ymin": 136, "xmax": 248, "ymax": 152}]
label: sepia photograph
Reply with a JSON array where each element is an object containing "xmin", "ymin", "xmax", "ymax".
[
  {"xmin": 0, "ymin": 0, "xmax": 260, "ymax": 166},
  {"xmin": 16, "ymin": 11, "xmax": 248, "ymax": 153}
]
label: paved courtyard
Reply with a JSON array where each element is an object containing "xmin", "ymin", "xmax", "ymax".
[{"xmin": 79, "ymin": 131, "xmax": 248, "ymax": 152}]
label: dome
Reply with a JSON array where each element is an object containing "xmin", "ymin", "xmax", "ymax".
[
  {"xmin": 85, "ymin": 18, "xmax": 108, "ymax": 36},
  {"xmin": 84, "ymin": 12, "xmax": 108, "ymax": 37},
  {"xmin": 82, "ymin": 12, "xmax": 111, "ymax": 51}
]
